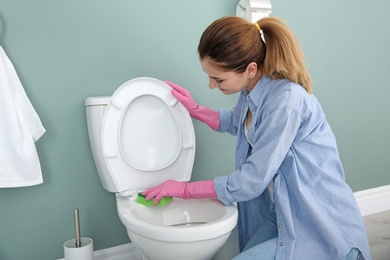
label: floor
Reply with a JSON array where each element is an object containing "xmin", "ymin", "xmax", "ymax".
[{"xmin": 363, "ymin": 210, "xmax": 390, "ymax": 260}]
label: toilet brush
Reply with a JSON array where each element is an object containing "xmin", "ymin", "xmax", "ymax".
[{"xmin": 74, "ymin": 208, "xmax": 81, "ymax": 248}]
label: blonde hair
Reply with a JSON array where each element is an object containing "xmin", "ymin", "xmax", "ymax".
[{"xmin": 198, "ymin": 16, "xmax": 312, "ymax": 93}]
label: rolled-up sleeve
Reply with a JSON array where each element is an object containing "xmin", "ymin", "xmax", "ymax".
[{"xmin": 217, "ymin": 108, "xmax": 234, "ymax": 133}]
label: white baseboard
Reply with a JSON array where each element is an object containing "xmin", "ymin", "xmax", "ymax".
[
  {"xmin": 59, "ymin": 185, "xmax": 390, "ymax": 260},
  {"xmin": 354, "ymin": 184, "xmax": 390, "ymax": 217},
  {"xmin": 93, "ymin": 243, "xmax": 141, "ymax": 260}
]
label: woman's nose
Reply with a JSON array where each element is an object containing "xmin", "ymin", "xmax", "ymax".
[{"xmin": 209, "ymin": 79, "xmax": 218, "ymax": 89}]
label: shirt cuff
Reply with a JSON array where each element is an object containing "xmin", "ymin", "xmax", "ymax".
[{"xmin": 214, "ymin": 175, "xmax": 234, "ymax": 206}]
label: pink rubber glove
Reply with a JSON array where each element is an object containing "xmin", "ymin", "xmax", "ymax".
[
  {"xmin": 143, "ymin": 180, "xmax": 217, "ymax": 205},
  {"xmin": 165, "ymin": 80, "xmax": 220, "ymax": 131}
]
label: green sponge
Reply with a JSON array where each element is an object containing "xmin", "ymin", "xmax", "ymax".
[{"xmin": 137, "ymin": 193, "xmax": 173, "ymax": 207}]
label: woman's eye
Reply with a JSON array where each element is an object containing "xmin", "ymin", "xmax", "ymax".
[{"xmin": 216, "ymin": 79, "xmax": 223, "ymax": 84}]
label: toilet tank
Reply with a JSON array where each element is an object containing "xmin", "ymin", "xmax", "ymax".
[{"xmin": 85, "ymin": 96, "xmax": 118, "ymax": 192}]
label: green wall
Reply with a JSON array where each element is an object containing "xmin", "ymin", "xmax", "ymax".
[{"xmin": 0, "ymin": 1, "xmax": 388, "ymax": 259}]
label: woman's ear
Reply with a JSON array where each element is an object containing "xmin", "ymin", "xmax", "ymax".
[{"xmin": 246, "ymin": 62, "xmax": 258, "ymax": 79}]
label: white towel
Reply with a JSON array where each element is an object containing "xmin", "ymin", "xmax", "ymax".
[{"xmin": 0, "ymin": 46, "xmax": 46, "ymax": 188}]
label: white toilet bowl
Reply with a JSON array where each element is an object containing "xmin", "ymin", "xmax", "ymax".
[
  {"xmin": 85, "ymin": 77, "xmax": 238, "ymax": 260},
  {"xmin": 117, "ymin": 195, "xmax": 237, "ymax": 260}
]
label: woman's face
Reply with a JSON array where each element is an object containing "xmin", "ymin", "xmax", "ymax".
[{"xmin": 200, "ymin": 57, "xmax": 259, "ymax": 94}]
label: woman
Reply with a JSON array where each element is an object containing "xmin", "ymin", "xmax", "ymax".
[{"xmin": 143, "ymin": 16, "xmax": 370, "ymax": 260}]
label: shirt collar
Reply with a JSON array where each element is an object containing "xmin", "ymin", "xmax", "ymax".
[{"xmin": 242, "ymin": 75, "xmax": 271, "ymax": 112}]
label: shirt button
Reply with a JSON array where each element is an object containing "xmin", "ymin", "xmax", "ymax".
[
  {"xmin": 278, "ymin": 224, "xmax": 282, "ymax": 228},
  {"xmin": 279, "ymin": 242, "xmax": 284, "ymax": 246}
]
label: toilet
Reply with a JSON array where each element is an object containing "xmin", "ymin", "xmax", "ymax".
[{"xmin": 85, "ymin": 77, "xmax": 238, "ymax": 260}]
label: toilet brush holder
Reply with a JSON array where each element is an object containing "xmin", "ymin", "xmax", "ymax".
[
  {"xmin": 63, "ymin": 237, "xmax": 93, "ymax": 260},
  {"xmin": 63, "ymin": 208, "xmax": 93, "ymax": 260}
]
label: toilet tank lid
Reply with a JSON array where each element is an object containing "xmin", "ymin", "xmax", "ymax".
[{"xmin": 85, "ymin": 96, "xmax": 111, "ymax": 107}]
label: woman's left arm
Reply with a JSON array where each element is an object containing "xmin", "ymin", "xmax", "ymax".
[{"xmin": 215, "ymin": 91, "xmax": 303, "ymax": 205}]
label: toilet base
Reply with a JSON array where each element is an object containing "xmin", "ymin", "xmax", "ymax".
[{"xmin": 127, "ymin": 229, "xmax": 232, "ymax": 260}]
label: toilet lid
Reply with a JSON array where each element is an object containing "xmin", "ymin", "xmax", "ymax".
[{"xmin": 101, "ymin": 77, "xmax": 195, "ymax": 194}]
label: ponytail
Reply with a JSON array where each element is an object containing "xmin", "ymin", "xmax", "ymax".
[{"xmin": 258, "ymin": 17, "xmax": 312, "ymax": 93}]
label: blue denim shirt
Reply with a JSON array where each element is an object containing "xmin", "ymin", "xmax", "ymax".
[{"xmin": 214, "ymin": 76, "xmax": 371, "ymax": 259}]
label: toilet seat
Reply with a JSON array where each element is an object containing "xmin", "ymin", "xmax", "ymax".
[{"xmin": 101, "ymin": 77, "xmax": 195, "ymax": 195}]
